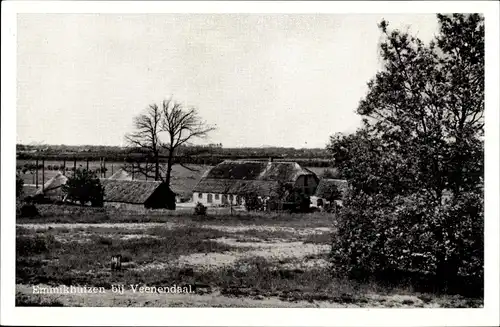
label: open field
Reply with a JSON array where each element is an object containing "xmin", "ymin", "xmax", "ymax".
[{"xmin": 15, "ymin": 205, "xmax": 482, "ymax": 307}]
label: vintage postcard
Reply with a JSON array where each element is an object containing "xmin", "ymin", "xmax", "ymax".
[{"xmin": 1, "ymin": 1, "xmax": 499, "ymax": 326}]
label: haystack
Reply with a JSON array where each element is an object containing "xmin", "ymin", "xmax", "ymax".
[
  {"xmin": 108, "ymin": 168, "xmax": 132, "ymax": 181},
  {"xmin": 35, "ymin": 171, "xmax": 68, "ymax": 198}
]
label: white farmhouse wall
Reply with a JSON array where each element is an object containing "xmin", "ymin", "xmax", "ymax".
[{"xmin": 192, "ymin": 192, "xmax": 245, "ymax": 207}]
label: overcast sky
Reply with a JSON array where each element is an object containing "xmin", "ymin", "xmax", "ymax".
[{"xmin": 17, "ymin": 14, "xmax": 439, "ymax": 148}]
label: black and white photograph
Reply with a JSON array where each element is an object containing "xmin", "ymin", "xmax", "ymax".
[{"xmin": 1, "ymin": 1, "xmax": 499, "ymax": 326}]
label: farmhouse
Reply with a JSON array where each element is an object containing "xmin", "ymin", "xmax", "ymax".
[
  {"xmin": 100, "ymin": 179, "xmax": 176, "ymax": 210},
  {"xmin": 310, "ymin": 178, "xmax": 349, "ymax": 208},
  {"xmin": 192, "ymin": 160, "xmax": 319, "ymax": 206}
]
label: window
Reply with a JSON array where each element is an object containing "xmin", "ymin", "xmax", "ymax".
[
  {"xmin": 198, "ymin": 193, "xmax": 203, "ymax": 199},
  {"xmin": 207, "ymin": 194, "xmax": 213, "ymax": 203},
  {"xmin": 229, "ymin": 194, "xmax": 234, "ymax": 202},
  {"xmin": 215, "ymin": 194, "xmax": 220, "ymax": 200}
]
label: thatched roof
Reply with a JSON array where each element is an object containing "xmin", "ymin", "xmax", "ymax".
[
  {"xmin": 193, "ymin": 160, "xmax": 317, "ymax": 197},
  {"xmin": 108, "ymin": 168, "xmax": 132, "ymax": 181},
  {"xmin": 194, "ymin": 179, "xmax": 281, "ymax": 197},
  {"xmin": 35, "ymin": 172, "xmax": 68, "ymax": 196},
  {"xmin": 203, "ymin": 160, "xmax": 315, "ymax": 181},
  {"xmin": 100, "ymin": 179, "xmax": 170, "ymax": 204},
  {"xmin": 314, "ymin": 179, "xmax": 348, "ymax": 199}
]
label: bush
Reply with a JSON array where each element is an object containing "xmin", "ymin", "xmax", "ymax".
[
  {"xmin": 330, "ymin": 189, "xmax": 483, "ymax": 296},
  {"xmin": 243, "ymin": 193, "xmax": 264, "ymax": 211},
  {"xmin": 321, "ymin": 168, "xmax": 339, "ymax": 179},
  {"xmin": 194, "ymin": 202, "xmax": 207, "ymax": 216},
  {"xmin": 19, "ymin": 203, "xmax": 40, "ymax": 218},
  {"xmin": 62, "ymin": 168, "xmax": 104, "ymax": 207},
  {"xmin": 16, "ymin": 234, "xmax": 57, "ymax": 256}
]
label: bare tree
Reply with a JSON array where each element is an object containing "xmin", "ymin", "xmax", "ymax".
[
  {"xmin": 125, "ymin": 104, "xmax": 162, "ymax": 180},
  {"xmin": 124, "ymin": 98, "xmax": 215, "ymax": 187},
  {"xmin": 160, "ymin": 99, "xmax": 215, "ymax": 187}
]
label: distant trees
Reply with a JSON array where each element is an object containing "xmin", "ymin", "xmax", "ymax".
[
  {"xmin": 62, "ymin": 169, "xmax": 104, "ymax": 207},
  {"xmin": 125, "ymin": 98, "xmax": 215, "ymax": 187},
  {"xmin": 328, "ymin": 14, "xmax": 484, "ymax": 294}
]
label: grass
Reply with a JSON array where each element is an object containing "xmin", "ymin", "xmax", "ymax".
[
  {"xmin": 302, "ymin": 232, "xmax": 333, "ymax": 244},
  {"xmin": 17, "ymin": 204, "xmax": 336, "ymax": 229},
  {"xmin": 14, "ymin": 228, "xmax": 383, "ymax": 304},
  {"xmin": 16, "ymin": 291, "xmax": 65, "ymax": 307},
  {"xmin": 15, "ymin": 225, "xmax": 245, "ymax": 288},
  {"xmin": 15, "ymin": 207, "xmax": 482, "ymax": 307}
]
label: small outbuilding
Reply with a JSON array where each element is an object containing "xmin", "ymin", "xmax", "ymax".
[{"xmin": 100, "ymin": 179, "xmax": 176, "ymax": 210}]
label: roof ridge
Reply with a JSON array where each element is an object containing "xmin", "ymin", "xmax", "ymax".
[{"xmin": 101, "ymin": 178, "xmax": 162, "ymax": 183}]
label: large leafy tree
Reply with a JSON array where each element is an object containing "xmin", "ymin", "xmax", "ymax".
[
  {"xmin": 330, "ymin": 13, "xmax": 484, "ymax": 202},
  {"xmin": 328, "ymin": 14, "xmax": 484, "ymax": 292}
]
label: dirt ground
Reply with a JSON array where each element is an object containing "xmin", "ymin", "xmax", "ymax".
[
  {"xmin": 16, "ymin": 219, "xmax": 482, "ymax": 308},
  {"xmin": 16, "ymin": 283, "xmax": 460, "ymax": 308}
]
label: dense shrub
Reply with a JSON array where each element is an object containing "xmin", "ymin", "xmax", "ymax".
[
  {"xmin": 16, "ymin": 234, "xmax": 57, "ymax": 256},
  {"xmin": 62, "ymin": 168, "xmax": 104, "ymax": 207},
  {"xmin": 243, "ymin": 192, "xmax": 264, "ymax": 211},
  {"xmin": 194, "ymin": 202, "xmax": 207, "ymax": 216},
  {"xmin": 19, "ymin": 203, "xmax": 40, "ymax": 218},
  {"xmin": 321, "ymin": 168, "xmax": 339, "ymax": 179},
  {"xmin": 331, "ymin": 189, "xmax": 483, "ymax": 295}
]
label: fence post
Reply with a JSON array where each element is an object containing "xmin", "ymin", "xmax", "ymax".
[
  {"xmin": 42, "ymin": 159, "xmax": 45, "ymax": 192},
  {"xmin": 63, "ymin": 159, "xmax": 66, "ymax": 175},
  {"xmin": 35, "ymin": 158, "xmax": 39, "ymax": 189}
]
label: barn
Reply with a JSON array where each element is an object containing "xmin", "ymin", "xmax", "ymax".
[
  {"xmin": 192, "ymin": 160, "xmax": 319, "ymax": 206},
  {"xmin": 100, "ymin": 179, "xmax": 176, "ymax": 210}
]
